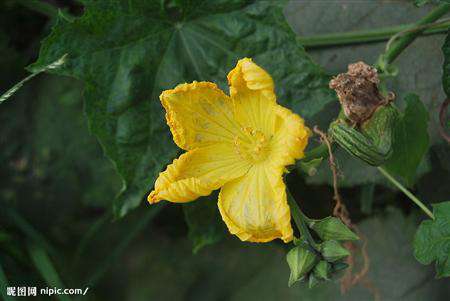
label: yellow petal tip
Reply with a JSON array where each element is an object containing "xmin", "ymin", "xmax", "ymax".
[{"xmin": 147, "ymin": 190, "xmax": 161, "ymax": 204}]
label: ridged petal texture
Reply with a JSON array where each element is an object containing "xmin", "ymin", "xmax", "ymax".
[{"xmin": 149, "ymin": 58, "xmax": 310, "ymax": 243}]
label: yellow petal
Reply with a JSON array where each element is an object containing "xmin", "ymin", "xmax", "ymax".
[
  {"xmin": 269, "ymin": 105, "xmax": 310, "ymax": 166},
  {"xmin": 218, "ymin": 164, "xmax": 293, "ymax": 243},
  {"xmin": 227, "ymin": 59, "xmax": 279, "ymax": 138},
  {"xmin": 227, "ymin": 58, "xmax": 274, "ymax": 99},
  {"xmin": 160, "ymin": 81, "xmax": 240, "ymax": 150},
  {"xmin": 149, "ymin": 143, "xmax": 251, "ymax": 204}
]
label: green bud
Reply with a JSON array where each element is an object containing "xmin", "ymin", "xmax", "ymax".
[
  {"xmin": 310, "ymin": 217, "xmax": 359, "ymax": 241},
  {"xmin": 329, "ymin": 104, "xmax": 399, "ymax": 166},
  {"xmin": 308, "ymin": 274, "xmax": 320, "ymax": 289},
  {"xmin": 313, "ymin": 260, "xmax": 331, "ymax": 280},
  {"xmin": 286, "ymin": 246, "xmax": 318, "ymax": 287},
  {"xmin": 320, "ymin": 240, "xmax": 350, "ymax": 262},
  {"xmin": 332, "ymin": 261, "xmax": 349, "ymax": 272}
]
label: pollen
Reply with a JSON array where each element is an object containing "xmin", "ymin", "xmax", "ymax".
[{"xmin": 234, "ymin": 127, "xmax": 270, "ymax": 163}]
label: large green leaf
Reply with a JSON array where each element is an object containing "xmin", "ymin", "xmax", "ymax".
[
  {"xmin": 414, "ymin": 201, "xmax": 450, "ymax": 278},
  {"xmin": 30, "ymin": 0, "xmax": 335, "ymax": 216},
  {"xmin": 384, "ymin": 94, "xmax": 429, "ymax": 185}
]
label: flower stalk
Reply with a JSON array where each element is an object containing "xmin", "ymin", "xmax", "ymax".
[
  {"xmin": 377, "ymin": 167, "xmax": 435, "ymax": 219},
  {"xmin": 286, "ymin": 190, "xmax": 318, "ymax": 249}
]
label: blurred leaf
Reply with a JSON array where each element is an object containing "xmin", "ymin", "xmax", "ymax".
[
  {"xmin": 183, "ymin": 192, "xmax": 225, "ymax": 254},
  {"xmin": 414, "ymin": 201, "xmax": 450, "ymax": 278},
  {"xmin": 27, "ymin": 243, "xmax": 71, "ymax": 301},
  {"xmin": 87, "ymin": 204, "xmax": 164, "ymax": 286},
  {"xmin": 30, "ymin": 0, "xmax": 335, "ymax": 217},
  {"xmin": 414, "ymin": 0, "xmax": 429, "ymax": 7},
  {"xmin": 72, "ymin": 210, "xmax": 112, "ymax": 267},
  {"xmin": 30, "ymin": 76, "xmax": 120, "ymax": 208},
  {"xmin": 384, "ymin": 94, "xmax": 429, "ymax": 186},
  {"xmin": 413, "ymin": 0, "xmax": 448, "ymax": 7},
  {"xmin": 0, "ymin": 262, "xmax": 12, "ymax": 301},
  {"xmin": 360, "ymin": 183, "xmax": 375, "ymax": 214},
  {"xmin": 5, "ymin": 207, "xmax": 57, "ymax": 256}
]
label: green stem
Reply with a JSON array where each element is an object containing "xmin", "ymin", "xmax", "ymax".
[
  {"xmin": 380, "ymin": 3, "xmax": 450, "ymax": 66},
  {"xmin": 303, "ymin": 143, "xmax": 329, "ymax": 161},
  {"xmin": 297, "ymin": 22, "xmax": 449, "ymax": 49},
  {"xmin": 377, "ymin": 167, "xmax": 434, "ymax": 219},
  {"xmin": 286, "ymin": 190, "xmax": 317, "ymax": 249}
]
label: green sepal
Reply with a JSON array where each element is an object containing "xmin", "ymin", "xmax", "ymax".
[
  {"xmin": 319, "ymin": 240, "xmax": 350, "ymax": 262},
  {"xmin": 329, "ymin": 104, "xmax": 399, "ymax": 166},
  {"xmin": 308, "ymin": 274, "xmax": 320, "ymax": 289},
  {"xmin": 313, "ymin": 260, "xmax": 331, "ymax": 280},
  {"xmin": 309, "ymin": 217, "xmax": 359, "ymax": 241},
  {"xmin": 286, "ymin": 246, "xmax": 319, "ymax": 287},
  {"xmin": 331, "ymin": 261, "xmax": 349, "ymax": 272}
]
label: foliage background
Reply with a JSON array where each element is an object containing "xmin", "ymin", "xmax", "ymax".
[{"xmin": 0, "ymin": 1, "xmax": 449, "ymax": 300}]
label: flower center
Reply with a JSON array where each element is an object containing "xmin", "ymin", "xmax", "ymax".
[{"xmin": 234, "ymin": 127, "xmax": 270, "ymax": 163}]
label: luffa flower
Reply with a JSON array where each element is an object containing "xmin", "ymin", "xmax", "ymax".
[{"xmin": 148, "ymin": 58, "xmax": 310, "ymax": 243}]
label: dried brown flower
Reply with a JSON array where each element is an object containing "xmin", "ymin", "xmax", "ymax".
[{"xmin": 329, "ymin": 61, "xmax": 394, "ymax": 125}]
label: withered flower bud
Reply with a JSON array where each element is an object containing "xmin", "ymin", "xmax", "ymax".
[{"xmin": 329, "ymin": 61, "xmax": 393, "ymax": 125}]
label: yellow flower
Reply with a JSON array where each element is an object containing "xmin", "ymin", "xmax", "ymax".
[{"xmin": 148, "ymin": 58, "xmax": 310, "ymax": 243}]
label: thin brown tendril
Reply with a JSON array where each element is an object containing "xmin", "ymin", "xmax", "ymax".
[
  {"xmin": 313, "ymin": 126, "xmax": 375, "ymax": 298},
  {"xmin": 313, "ymin": 126, "xmax": 350, "ymax": 225}
]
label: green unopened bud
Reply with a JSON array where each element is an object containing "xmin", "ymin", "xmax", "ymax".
[
  {"xmin": 313, "ymin": 260, "xmax": 331, "ymax": 280},
  {"xmin": 286, "ymin": 246, "xmax": 318, "ymax": 287},
  {"xmin": 308, "ymin": 274, "xmax": 320, "ymax": 289},
  {"xmin": 332, "ymin": 261, "xmax": 349, "ymax": 272},
  {"xmin": 310, "ymin": 217, "xmax": 359, "ymax": 241},
  {"xmin": 329, "ymin": 104, "xmax": 398, "ymax": 166},
  {"xmin": 320, "ymin": 240, "xmax": 350, "ymax": 262}
]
